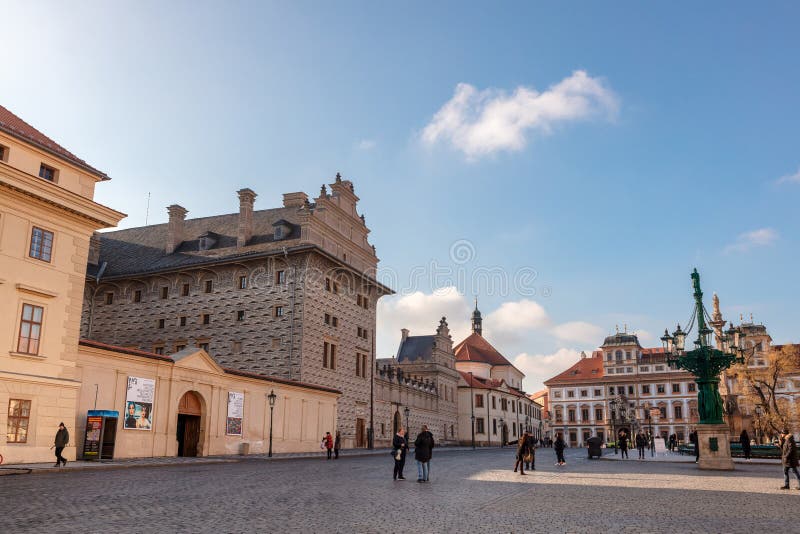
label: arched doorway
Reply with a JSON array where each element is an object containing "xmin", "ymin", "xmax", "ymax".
[
  {"xmin": 177, "ymin": 391, "xmax": 202, "ymax": 457},
  {"xmin": 393, "ymin": 411, "xmax": 402, "ymax": 434}
]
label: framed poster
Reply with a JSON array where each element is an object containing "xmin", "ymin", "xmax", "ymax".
[
  {"xmin": 226, "ymin": 391, "xmax": 244, "ymax": 436},
  {"xmin": 124, "ymin": 376, "xmax": 155, "ymax": 430}
]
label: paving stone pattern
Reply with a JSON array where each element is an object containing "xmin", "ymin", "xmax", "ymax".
[{"xmin": 0, "ymin": 448, "xmax": 794, "ymax": 533}]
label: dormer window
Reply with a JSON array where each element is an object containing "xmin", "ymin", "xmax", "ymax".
[
  {"xmin": 198, "ymin": 233, "xmax": 217, "ymax": 251},
  {"xmin": 275, "ymin": 226, "xmax": 283, "ymax": 239},
  {"xmin": 39, "ymin": 163, "xmax": 57, "ymax": 182},
  {"xmin": 272, "ymin": 219, "xmax": 292, "ymax": 241}
]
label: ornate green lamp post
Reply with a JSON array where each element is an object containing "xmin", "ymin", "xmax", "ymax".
[{"xmin": 660, "ymin": 269, "xmax": 746, "ymax": 469}]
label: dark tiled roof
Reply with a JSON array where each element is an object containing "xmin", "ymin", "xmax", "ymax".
[
  {"xmin": 453, "ymin": 333, "xmax": 513, "ymax": 366},
  {"xmin": 396, "ymin": 335, "xmax": 436, "ymax": 363},
  {"xmin": 601, "ymin": 333, "xmax": 641, "ymax": 348},
  {"xmin": 92, "ymin": 206, "xmax": 302, "ymax": 277},
  {"xmin": 0, "ymin": 104, "xmax": 108, "ymax": 179}
]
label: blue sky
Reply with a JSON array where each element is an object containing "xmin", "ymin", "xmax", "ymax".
[{"xmin": 3, "ymin": 1, "xmax": 798, "ymax": 390}]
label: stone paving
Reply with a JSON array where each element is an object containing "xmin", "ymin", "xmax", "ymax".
[{"xmin": 0, "ymin": 447, "xmax": 794, "ymax": 533}]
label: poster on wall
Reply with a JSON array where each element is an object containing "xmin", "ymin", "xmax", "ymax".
[
  {"xmin": 124, "ymin": 376, "xmax": 155, "ymax": 430},
  {"xmin": 226, "ymin": 391, "xmax": 244, "ymax": 436}
]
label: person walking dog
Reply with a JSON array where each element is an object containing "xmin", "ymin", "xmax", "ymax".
[
  {"xmin": 414, "ymin": 425, "xmax": 435, "ymax": 482},
  {"xmin": 53, "ymin": 422, "xmax": 69, "ymax": 467}
]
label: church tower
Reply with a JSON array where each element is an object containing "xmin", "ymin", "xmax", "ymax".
[{"xmin": 471, "ymin": 299, "xmax": 483, "ymax": 336}]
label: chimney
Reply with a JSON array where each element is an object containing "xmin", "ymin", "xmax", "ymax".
[
  {"xmin": 88, "ymin": 232, "xmax": 101, "ymax": 265},
  {"xmin": 237, "ymin": 188, "xmax": 257, "ymax": 247},
  {"xmin": 401, "ymin": 328, "xmax": 409, "ymax": 341},
  {"xmin": 283, "ymin": 192, "xmax": 308, "ymax": 208},
  {"xmin": 166, "ymin": 204, "xmax": 188, "ymax": 254}
]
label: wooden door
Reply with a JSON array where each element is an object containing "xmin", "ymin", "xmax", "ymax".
[
  {"xmin": 184, "ymin": 416, "xmax": 200, "ymax": 457},
  {"xmin": 356, "ymin": 418, "xmax": 366, "ymax": 448}
]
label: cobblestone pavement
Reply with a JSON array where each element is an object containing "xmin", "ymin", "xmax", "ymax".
[{"xmin": 0, "ymin": 447, "xmax": 794, "ymax": 533}]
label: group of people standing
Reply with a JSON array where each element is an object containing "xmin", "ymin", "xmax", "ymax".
[
  {"xmin": 391, "ymin": 425, "xmax": 435, "ymax": 482},
  {"xmin": 321, "ymin": 431, "xmax": 341, "ymax": 460},
  {"xmin": 510, "ymin": 432, "xmax": 538, "ymax": 474}
]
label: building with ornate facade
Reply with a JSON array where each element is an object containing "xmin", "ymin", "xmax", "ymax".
[
  {"xmin": 545, "ymin": 330, "xmax": 699, "ymax": 447},
  {"xmin": 455, "ymin": 304, "xmax": 542, "ymax": 446},
  {"xmin": 80, "ymin": 178, "xmax": 392, "ymax": 449}
]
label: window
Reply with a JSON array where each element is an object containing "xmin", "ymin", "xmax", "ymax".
[
  {"xmin": 157, "ymin": 318, "xmax": 165, "ymax": 329},
  {"xmin": 333, "ymin": 281, "xmax": 339, "ymax": 293},
  {"xmin": 332, "ymin": 316, "xmax": 338, "ymax": 327},
  {"xmin": 475, "ymin": 394, "xmax": 484, "ymax": 408},
  {"xmin": 595, "ymin": 408, "xmax": 603, "ymax": 420},
  {"xmin": 238, "ymin": 276, "xmax": 247, "ymax": 289},
  {"xmin": 182, "ymin": 283, "xmax": 190, "ymax": 296},
  {"xmin": 232, "ymin": 341, "xmax": 242, "ymax": 353},
  {"xmin": 492, "ymin": 396, "xmax": 496, "ymax": 409},
  {"xmin": 674, "ymin": 405, "xmax": 683, "ymax": 419},
  {"xmin": 608, "ymin": 368, "xmax": 615, "ymax": 374},
  {"xmin": 688, "ymin": 383, "xmax": 696, "ymax": 392},
  {"xmin": 324, "ymin": 313, "xmax": 331, "ymax": 325},
  {"xmin": 179, "ymin": 316, "xmax": 187, "ymax": 327},
  {"xmin": 626, "ymin": 367, "xmax": 633, "ymax": 373},
  {"xmin": 626, "ymin": 351, "xmax": 632, "ymax": 360},
  {"xmin": 357, "ymin": 295, "xmax": 362, "ymax": 306},
  {"xmin": 567, "ymin": 390, "xmax": 575, "ymax": 398},
  {"xmin": 133, "ymin": 290, "xmax": 142, "ymax": 303},
  {"xmin": 657, "ymin": 384, "xmax": 665, "ymax": 394},
  {"xmin": 628, "ymin": 385, "xmax": 634, "ymax": 395},
  {"xmin": 606, "ymin": 352, "xmax": 612, "ymax": 361},
  {"xmin": 274, "ymin": 306, "xmax": 284, "ymax": 317},
  {"xmin": 236, "ymin": 310, "xmax": 245, "ymax": 321},
  {"xmin": 160, "ymin": 286, "xmax": 169, "ymax": 299},
  {"xmin": 476, "ymin": 418, "xmax": 485, "ymax": 434},
  {"xmin": 493, "ymin": 419, "xmax": 497, "ymax": 435},
  {"xmin": 581, "ymin": 408, "xmax": 589, "ymax": 421},
  {"xmin": 199, "ymin": 342, "xmax": 209, "ymax": 352},
  {"xmin": 568, "ymin": 409, "xmax": 576, "ymax": 422},
  {"xmin": 276, "ymin": 270, "xmax": 285, "ymax": 284},
  {"xmin": 615, "ymin": 350, "xmax": 622, "ymax": 361},
  {"xmin": 659, "ymin": 407, "xmax": 667, "ymax": 418},
  {"xmin": 0, "ymin": 144, "xmax": 6, "ymax": 161},
  {"xmin": 355, "ymin": 353, "xmax": 368, "ymax": 378},
  {"xmin": 609, "ymin": 386, "xmax": 615, "ymax": 395},
  {"xmin": 580, "ymin": 390, "xmax": 588, "ymax": 397},
  {"xmin": 154, "ymin": 346, "xmax": 164, "ymax": 355},
  {"xmin": 594, "ymin": 389, "xmax": 601, "ymax": 396},
  {"xmin": 17, "ymin": 303, "xmax": 44, "ymax": 355},
  {"xmin": 39, "ymin": 163, "xmax": 56, "ymax": 181},
  {"xmin": 641, "ymin": 366, "xmax": 649, "ymax": 372},
  {"xmin": 204, "ymin": 280, "xmax": 213, "ymax": 293},
  {"xmin": 325, "ymin": 278, "xmax": 331, "ymax": 291},
  {"xmin": 553, "ymin": 390, "xmax": 562, "ymax": 398},
  {"xmin": 105, "ymin": 292, "xmax": 114, "ymax": 305},
  {"xmin": 642, "ymin": 385, "xmax": 651, "ymax": 394},
  {"xmin": 323, "ymin": 341, "xmax": 337, "ymax": 369},
  {"xmin": 271, "ymin": 337, "xmax": 281, "ymax": 349},
  {"xmin": 202, "ymin": 314, "xmax": 210, "ymax": 325},
  {"xmin": 7, "ymin": 399, "xmax": 32, "ymax": 443},
  {"xmin": 655, "ymin": 365, "xmax": 664, "ymax": 371},
  {"xmin": 176, "ymin": 344, "xmax": 186, "ymax": 352},
  {"xmin": 29, "ymin": 227, "xmax": 54, "ymax": 262},
  {"xmin": 672, "ymin": 383, "xmax": 680, "ymax": 393}
]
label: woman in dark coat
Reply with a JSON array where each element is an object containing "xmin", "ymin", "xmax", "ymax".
[
  {"xmin": 392, "ymin": 428, "xmax": 408, "ymax": 480},
  {"xmin": 512, "ymin": 432, "xmax": 530, "ymax": 475},
  {"xmin": 554, "ymin": 433, "xmax": 566, "ymax": 466},
  {"xmin": 739, "ymin": 429, "xmax": 751, "ymax": 461},
  {"xmin": 780, "ymin": 430, "xmax": 800, "ymax": 490}
]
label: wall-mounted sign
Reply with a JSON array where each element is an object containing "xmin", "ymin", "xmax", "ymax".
[
  {"xmin": 226, "ymin": 391, "xmax": 244, "ymax": 436},
  {"xmin": 124, "ymin": 376, "xmax": 155, "ymax": 430}
]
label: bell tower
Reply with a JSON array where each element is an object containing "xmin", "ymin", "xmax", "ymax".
[{"xmin": 471, "ymin": 298, "xmax": 482, "ymax": 336}]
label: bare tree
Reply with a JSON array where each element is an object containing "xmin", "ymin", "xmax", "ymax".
[{"xmin": 734, "ymin": 344, "xmax": 800, "ymax": 439}]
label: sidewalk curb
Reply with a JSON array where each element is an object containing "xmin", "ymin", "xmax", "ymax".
[{"xmin": 597, "ymin": 455, "xmax": 780, "ymax": 466}]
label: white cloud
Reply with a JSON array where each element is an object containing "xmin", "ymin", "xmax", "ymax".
[
  {"xmin": 421, "ymin": 70, "xmax": 618, "ymax": 160},
  {"xmin": 484, "ymin": 299, "xmax": 551, "ymax": 344},
  {"xmin": 512, "ymin": 349, "xmax": 584, "ymax": 392},
  {"xmin": 376, "ymin": 286, "xmax": 472, "ymax": 357},
  {"xmin": 551, "ymin": 321, "xmax": 605, "ymax": 345},
  {"xmin": 724, "ymin": 228, "xmax": 778, "ymax": 254},
  {"xmin": 776, "ymin": 167, "xmax": 800, "ymax": 185},
  {"xmin": 356, "ymin": 139, "xmax": 376, "ymax": 150}
]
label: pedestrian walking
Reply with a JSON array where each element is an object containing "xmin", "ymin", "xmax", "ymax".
[
  {"xmin": 554, "ymin": 433, "xmax": 566, "ymax": 466},
  {"xmin": 511, "ymin": 432, "xmax": 530, "ymax": 475},
  {"xmin": 689, "ymin": 429, "xmax": 699, "ymax": 463},
  {"xmin": 649, "ymin": 433, "xmax": 656, "ymax": 457},
  {"xmin": 414, "ymin": 425, "xmax": 435, "ymax": 483},
  {"xmin": 53, "ymin": 422, "xmax": 69, "ymax": 467},
  {"xmin": 324, "ymin": 431, "xmax": 334, "ymax": 460},
  {"xmin": 618, "ymin": 430, "xmax": 629, "ymax": 459},
  {"xmin": 779, "ymin": 429, "xmax": 800, "ymax": 490},
  {"xmin": 669, "ymin": 433, "xmax": 677, "ymax": 452},
  {"xmin": 523, "ymin": 433, "xmax": 536, "ymax": 471},
  {"xmin": 392, "ymin": 428, "xmax": 408, "ymax": 480},
  {"xmin": 739, "ymin": 429, "xmax": 751, "ymax": 461},
  {"xmin": 636, "ymin": 432, "xmax": 646, "ymax": 460},
  {"xmin": 334, "ymin": 431, "xmax": 341, "ymax": 459}
]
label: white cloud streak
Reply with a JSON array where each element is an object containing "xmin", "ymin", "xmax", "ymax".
[
  {"xmin": 356, "ymin": 139, "xmax": 376, "ymax": 150},
  {"xmin": 421, "ymin": 70, "xmax": 618, "ymax": 160},
  {"xmin": 724, "ymin": 228, "xmax": 779, "ymax": 254},
  {"xmin": 776, "ymin": 167, "xmax": 800, "ymax": 185},
  {"xmin": 512, "ymin": 349, "xmax": 585, "ymax": 392}
]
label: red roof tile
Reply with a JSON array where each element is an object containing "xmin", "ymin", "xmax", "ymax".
[
  {"xmin": 544, "ymin": 353, "xmax": 605, "ymax": 385},
  {"xmin": 0, "ymin": 104, "xmax": 108, "ymax": 179},
  {"xmin": 458, "ymin": 370, "xmax": 528, "ymax": 398},
  {"xmin": 454, "ymin": 332, "xmax": 514, "ymax": 366}
]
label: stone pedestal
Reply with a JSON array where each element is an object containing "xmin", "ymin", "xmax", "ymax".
[{"xmin": 696, "ymin": 424, "xmax": 734, "ymax": 470}]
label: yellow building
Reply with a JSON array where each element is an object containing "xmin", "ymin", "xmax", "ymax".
[
  {"xmin": 0, "ymin": 105, "xmax": 124, "ymax": 463},
  {"xmin": 1, "ymin": 105, "xmax": 340, "ymax": 463}
]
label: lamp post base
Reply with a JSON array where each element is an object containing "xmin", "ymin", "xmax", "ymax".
[{"xmin": 696, "ymin": 424, "xmax": 734, "ymax": 470}]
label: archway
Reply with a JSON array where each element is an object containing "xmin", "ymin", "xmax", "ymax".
[
  {"xmin": 177, "ymin": 391, "xmax": 203, "ymax": 457},
  {"xmin": 393, "ymin": 411, "xmax": 402, "ymax": 434}
]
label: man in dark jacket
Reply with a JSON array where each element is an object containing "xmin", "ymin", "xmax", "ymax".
[
  {"xmin": 53, "ymin": 422, "xmax": 69, "ymax": 467},
  {"xmin": 689, "ymin": 430, "xmax": 699, "ymax": 463},
  {"xmin": 392, "ymin": 428, "xmax": 408, "ymax": 480},
  {"xmin": 636, "ymin": 432, "xmax": 647, "ymax": 460},
  {"xmin": 618, "ymin": 430, "xmax": 629, "ymax": 459},
  {"xmin": 779, "ymin": 430, "xmax": 800, "ymax": 490},
  {"xmin": 739, "ymin": 430, "xmax": 751, "ymax": 461},
  {"xmin": 554, "ymin": 433, "xmax": 566, "ymax": 466},
  {"xmin": 414, "ymin": 425, "xmax": 435, "ymax": 482}
]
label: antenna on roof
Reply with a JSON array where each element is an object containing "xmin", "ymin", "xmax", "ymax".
[{"xmin": 145, "ymin": 192, "xmax": 151, "ymax": 225}]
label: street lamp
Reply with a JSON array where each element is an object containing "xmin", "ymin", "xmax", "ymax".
[
  {"xmin": 469, "ymin": 371, "xmax": 475, "ymax": 450},
  {"xmin": 610, "ymin": 398, "xmax": 618, "ymax": 454},
  {"xmin": 267, "ymin": 390, "xmax": 277, "ymax": 458},
  {"xmin": 499, "ymin": 418, "xmax": 504, "ymax": 447}
]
